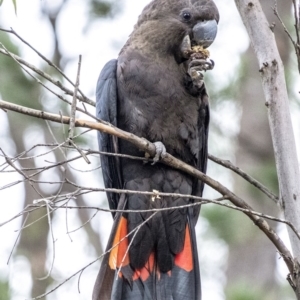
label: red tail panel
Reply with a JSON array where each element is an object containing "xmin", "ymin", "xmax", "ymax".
[
  {"xmin": 133, "ymin": 252, "xmax": 155, "ymax": 281},
  {"xmin": 109, "ymin": 216, "xmax": 130, "ymax": 270},
  {"xmin": 94, "ymin": 217, "xmax": 201, "ymax": 300},
  {"xmin": 109, "ymin": 216, "xmax": 156, "ymax": 282},
  {"xmin": 174, "ymin": 225, "xmax": 193, "ymax": 272}
]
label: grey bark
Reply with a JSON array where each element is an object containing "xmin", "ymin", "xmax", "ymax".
[
  {"xmin": 227, "ymin": 1, "xmax": 292, "ymax": 297},
  {"xmin": 234, "ymin": 0, "xmax": 300, "ymax": 298}
]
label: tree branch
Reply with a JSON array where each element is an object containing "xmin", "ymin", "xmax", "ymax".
[
  {"xmin": 272, "ymin": 0, "xmax": 300, "ymax": 73},
  {"xmin": 68, "ymin": 55, "xmax": 82, "ymax": 142},
  {"xmin": 0, "ymin": 27, "xmax": 90, "ymax": 102},
  {"xmin": 208, "ymin": 154, "xmax": 279, "ymax": 204},
  {"xmin": 0, "ymin": 47, "xmax": 95, "ymax": 106},
  {"xmin": 0, "ymin": 98, "xmax": 295, "ymax": 274}
]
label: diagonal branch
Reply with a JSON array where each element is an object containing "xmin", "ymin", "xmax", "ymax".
[
  {"xmin": 208, "ymin": 154, "xmax": 279, "ymax": 204},
  {"xmin": 273, "ymin": 0, "xmax": 300, "ymax": 73},
  {"xmin": 0, "ymin": 98, "xmax": 295, "ymax": 274},
  {"xmin": 0, "ymin": 27, "xmax": 90, "ymax": 102},
  {"xmin": 69, "ymin": 55, "xmax": 82, "ymax": 141},
  {"xmin": 0, "ymin": 48, "xmax": 95, "ymax": 106}
]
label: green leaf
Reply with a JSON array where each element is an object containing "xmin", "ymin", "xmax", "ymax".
[
  {"xmin": 0, "ymin": 0, "xmax": 17, "ymax": 13},
  {"xmin": 12, "ymin": 0, "xmax": 17, "ymax": 14}
]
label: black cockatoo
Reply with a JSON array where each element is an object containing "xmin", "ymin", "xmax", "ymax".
[{"xmin": 93, "ymin": 0, "xmax": 219, "ymax": 299}]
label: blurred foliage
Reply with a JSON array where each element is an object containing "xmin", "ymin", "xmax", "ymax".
[
  {"xmin": 0, "ymin": 30, "xmax": 52, "ymax": 298},
  {"xmin": 0, "ymin": 0, "xmax": 17, "ymax": 14},
  {"xmin": 0, "ymin": 0, "xmax": 120, "ymax": 298},
  {"xmin": 89, "ymin": 0, "xmax": 121, "ymax": 19},
  {"xmin": 202, "ymin": 162, "xmax": 278, "ymax": 245},
  {"xmin": 202, "ymin": 203, "xmax": 256, "ymax": 245},
  {"xmin": 205, "ymin": 71, "xmax": 240, "ymax": 107},
  {"xmin": 203, "ymin": 2, "xmax": 294, "ymax": 298},
  {"xmin": 225, "ymin": 281, "xmax": 270, "ymax": 300},
  {"xmin": 251, "ymin": 162, "xmax": 278, "ymax": 197},
  {"xmin": 225, "ymin": 280, "xmax": 295, "ymax": 300},
  {"xmin": 0, "ymin": 32, "xmax": 40, "ymax": 111},
  {"xmin": 0, "ymin": 279, "xmax": 10, "ymax": 300},
  {"xmin": 0, "ymin": 0, "xmax": 298, "ymax": 299}
]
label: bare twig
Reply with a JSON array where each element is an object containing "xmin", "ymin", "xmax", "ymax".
[
  {"xmin": 0, "ymin": 151, "xmax": 96, "ymax": 191},
  {"xmin": 273, "ymin": 0, "xmax": 300, "ymax": 73},
  {"xmin": 0, "ymin": 205, "xmax": 40, "ymax": 227},
  {"xmin": 292, "ymin": 0, "xmax": 300, "ymax": 46},
  {"xmin": 0, "ymin": 42, "xmax": 97, "ymax": 123},
  {"xmin": 0, "ymin": 147, "xmax": 43, "ymax": 198},
  {"xmin": 273, "ymin": 1, "xmax": 296, "ymax": 45},
  {"xmin": 116, "ymin": 211, "xmax": 158, "ymax": 278},
  {"xmin": 0, "ymin": 129, "xmax": 92, "ymax": 170},
  {"xmin": 67, "ymin": 209, "xmax": 99, "ymax": 235},
  {"xmin": 235, "ymin": 0, "xmax": 300, "ymax": 295},
  {"xmin": 208, "ymin": 154, "xmax": 279, "ymax": 204},
  {"xmin": 0, "ymin": 48, "xmax": 95, "ymax": 106},
  {"xmin": 34, "ymin": 199, "xmax": 56, "ymax": 280},
  {"xmin": 0, "ymin": 146, "xmax": 147, "ymax": 173},
  {"xmin": 0, "ymin": 98, "xmax": 294, "ymax": 275},
  {"xmin": 65, "ymin": 198, "xmax": 73, "ymax": 242},
  {"xmin": 7, "ymin": 213, "xmax": 29, "ymax": 265},
  {"xmin": 14, "ymin": 202, "xmax": 63, "ymax": 232},
  {"xmin": 0, "ymin": 27, "xmax": 90, "ymax": 103},
  {"xmin": 68, "ymin": 139, "xmax": 91, "ymax": 164},
  {"xmin": 69, "ymin": 55, "xmax": 82, "ymax": 142},
  {"xmin": 31, "ymin": 210, "xmax": 158, "ymax": 300},
  {"xmin": 52, "ymin": 182, "xmax": 300, "ymax": 240}
]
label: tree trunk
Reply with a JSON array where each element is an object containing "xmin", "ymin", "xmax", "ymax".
[{"xmin": 227, "ymin": 1, "xmax": 293, "ymax": 298}]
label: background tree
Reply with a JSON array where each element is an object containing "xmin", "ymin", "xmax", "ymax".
[
  {"xmin": 0, "ymin": 0, "xmax": 300, "ymax": 299},
  {"xmin": 225, "ymin": 1, "xmax": 291, "ymax": 299},
  {"xmin": 0, "ymin": 1, "xmax": 119, "ymax": 298}
]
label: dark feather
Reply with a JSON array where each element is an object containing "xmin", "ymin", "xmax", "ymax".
[
  {"xmin": 93, "ymin": 0, "xmax": 219, "ymax": 299},
  {"xmin": 96, "ymin": 59, "xmax": 123, "ymax": 214}
]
